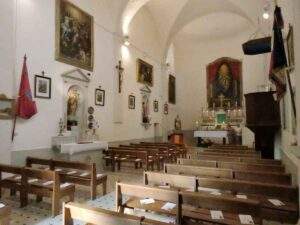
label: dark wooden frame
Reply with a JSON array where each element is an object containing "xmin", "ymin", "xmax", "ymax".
[
  {"xmin": 168, "ymin": 75, "xmax": 176, "ymax": 104},
  {"xmin": 34, "ymin": 75, "xmax": 51, "ymax": 99},
  {"xmin": 286, "ymin": 25, "xmax": 294, "ymax": 71},
  {"xmin": 128, "ymin": 95, "xmax": 135, "ymax": 109},
  {"xmin": 153, "ymin": 100, "xmax": 158, "ymax": 112},
  {"xmin": 95, "ymin": 88, "xmax": 105, "ymax": 106}
]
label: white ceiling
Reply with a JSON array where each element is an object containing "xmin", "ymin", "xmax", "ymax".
[{"xmin": 176, "ymin": 12, "xmax": 252, "ymax": 41}]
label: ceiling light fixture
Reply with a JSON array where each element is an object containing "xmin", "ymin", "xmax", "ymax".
[{"xmin": 263, "ymin": 4, "xmax": 270, "ymax": 20}]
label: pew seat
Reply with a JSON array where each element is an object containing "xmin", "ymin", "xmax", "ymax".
[{"xmin": 0, "ymin": 203, "xmax": 11, "ymax": 225}]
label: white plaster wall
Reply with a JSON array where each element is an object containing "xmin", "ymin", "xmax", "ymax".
[
  {"xmin": 173, "ymin": 31, "xmax": 268, "ymax": 146},
  {"xmin": 2, "ymin": 0, "xmax": 163, "ymax": 151},
  {"xmin": 0, "ymin": 0, "xmax": 16, "ymax": 163}
]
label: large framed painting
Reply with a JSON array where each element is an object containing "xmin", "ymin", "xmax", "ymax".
[
  {"xmin": 55, "ymin": 0, "xmax": 94, "ymax": 71},
  {"xmin": 137, "ymin": 59, "xmax": 153, "ymax": 87},
  {"xmin": 207, "ymin": 57, "xmax": 242, "ymax": 108},
  {"xmin": 168, "ymin": 75, "xmax": 176, "ymax": 104}
]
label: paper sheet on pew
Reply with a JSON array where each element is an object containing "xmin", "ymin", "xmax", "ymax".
[
  {"xmin": 0, "ymin": 203, "xmax": 5, "ymax": 208},
  {"xmin": 161, "ymin": 202, "xmax": 176, "ymax": 211},
  {"xmin": 28, "ymin": 179, "xmax": 38, "ymax": 183},
  {"xmin": 239, "ymin": 215, "xmax": 254, "ymax": 224},
  {"xmin": 140, "ymin": 198, "xmax": 155, "ymax": 205},
  {"xmin": 67, "ymin": 171, "xmax": 77, "ymax": 175},
  {"xmin": 14, "ymin": 176, "xmax": 21, "ymax": 180},
  {"xmin": 97, "ymin": 174, "xmax": 103, "ymax": 178},
  {"xmin": 80, "ymin": 172, "xmax": 90, "ymax": 177},
  {"xmin": 55, "ymin": 168, "xmax": 62, "ymax": 172},
  {"xmin": 60, "ymin": 183, "xmax": 72, "ymax": 188},
  {"xmin": 236, "ymin": 194, "xmax": 247, "ymax": 199},
  {"xmin": 210, "ymin": 210, "xmax": 224, "ymax": 220},
  {"xmin": 268, "ymin": 199, "xmax": 285, "ymax": 206},
  {"xmin": 42, "ymin": 181, "xmax": 54, "ymax": 186}
]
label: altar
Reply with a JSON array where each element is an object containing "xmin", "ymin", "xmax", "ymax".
[{"xmin": 194, "ymin": 130, "xmax": 228, "ymax": 145}]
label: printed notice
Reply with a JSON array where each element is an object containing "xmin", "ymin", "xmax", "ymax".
[
  {"xmin": 161, "ymin": 202, "xmax": 176, "ymax": 211},
  {"xmin": 210, "ymin": 210, "xmax": 224, "ymax": 220},
  {"xmin": 140, "ymin": 198, "xmax": 155, "ymax": 205},
  {"xmin": 239, "ymin": 215, "xmax": 254, "ymax": 224}
]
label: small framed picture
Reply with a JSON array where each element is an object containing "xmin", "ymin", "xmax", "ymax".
[
  {"xmin": 0, "ymin": 94, "xmax": 15, "ymax": 120},
  {"xmin": 128, "ymin": 95, "xmax": 135, "ymax": 109},
  {"xmin": 164, "ymin": 103, "xmax": 168, "ymax": 115},
  {"xmin": 95, "ymin": 88, "xmax": 105, "ymax": 106},
  {"xmin": 153, "ymin": 100, "xmax": 159, "ymax": 112},
  {"xmin": 34, "ymin": 75, "xmax": 51, "ymax": 99}
]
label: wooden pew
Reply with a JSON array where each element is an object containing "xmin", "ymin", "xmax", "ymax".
[
  {"xmin": 116, "ymin": 182, "xmax": 181, "ymax": 224},
  {"xmin": 203, "ymin": 149, "xmax": 259, "ymax": 155},
  {"xmin": 188, "ymin": 154, "xmax": 282, "ymax": 165},
  {"xmin": 209, "ymin": 144, "xmax": 249, "ymax": 150},
  {"xmin": 196, "ymin": 177, "xmax": 298, "ymax": 223},
  {"xmin": 178, "ymin": 158, "xmax": 285, "ymax": 173},
  {"xmin": 114, "ymin": 146, "xmax": 166, "ymax": 169},
  {"xmin": 181, "ymin": 191, "xmax": 262, "ymax": 225},
  {"xmin": 198, "ymin": 152, "xmax": 261, "ymax": 159},
  {"xmin": 0, "ymin": 203, "xmax": 11, "ymax": 225},
  {"xmin": 0, "ymin": 164, "xmax": 27, "ymax": 207},
  {"xmin": 63, "ymin": 202, "xmax": 171, "ymax": 225},
  {"xmin": 218, "ymin": 161, "xmax": 285, "ymax": 173},
  {"xmin": 26, "ymin": 157, "xmax": 107, "ymax": 200},
  {"xmin": 164, "ymin": 164, "xmax": 233, "ymax": 179},
  {"xmin": 144, "ymin": 171, "xmax": 197, "ymax": 191},
  {"xmin": 106, "ymin": 148, "xmax": 154, "ymax": 171},
  {"xmin": 165, "ymin": 164, "xmax": 291, "ymax": 185},
  {"xmin": 24, "ymin": 167, "xmax": 75, "ymax": 216}
]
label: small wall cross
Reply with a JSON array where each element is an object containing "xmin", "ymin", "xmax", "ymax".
[{"xmin": 116, "ymin": 60, "xmax": 124, "ymax": 93}]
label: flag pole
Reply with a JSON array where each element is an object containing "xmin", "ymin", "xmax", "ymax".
[{"xmin": 11, "ymin": 54, "xmax": 27, "ymax": 142}]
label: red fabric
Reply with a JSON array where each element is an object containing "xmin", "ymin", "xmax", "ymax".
[{"xmin": 16, "ymin": 56, "xmax": 37, "ymax": 119}]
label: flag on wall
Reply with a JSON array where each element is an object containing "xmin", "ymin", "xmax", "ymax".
[
  {"xmin": 269, "ymin": 5, "xmax": 288, "ymax": 99},
  {"xmin": 16, "ymin": 55, "xmax": 37, "ymax": 119}
]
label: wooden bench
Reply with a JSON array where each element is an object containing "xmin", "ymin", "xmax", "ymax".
[
  {"xmin": 165, "ymin": 164, "xmax": 291, "ymax": 185},
  {"xmin": 178, "ymin": 158, "xmax": 285, "ymax": 173},
  {"xmin": 203, "ymin": 149, "xmax": 259, "ymax": 155},
  {"xmin": 209, "ymin": 144, "xmax": 250, "ymax": 150},
  {"xmin": 188, "ymin": 154, "xmax": 282, "ymax": 165},
  {"xmin": 26, "ymin": 157, "xmax": 107, "ymax": 200},
  {"xmin": 181, "ymin": 191, "xmax": 262, "ymax": 225},
  {"xmin": 0, "ymin": 164, "xmax": 27, "ymax": 207},
  {"xmin": 198, "ymin": 152, "xmax": 261, "ymax": 159},
  {"xmin": 105, "ymin": 148, "xmax": 154, "ymax": 171},
  {"xmin": 63, "ymin": 202, "xmax": 170, "ymax": 225},
  {"xmin": 164, "ymin": 164, "xmax": 233, "ymax": 179},
  {"xmin": 24, "ymin": 167, "xmax": 75, "ymax": 216},
  {"xmin": 196, "ymin": 177, "xmax": 298, "ymax": 223},
  {"xmin": 116, "ymin": 182, "xmax": 181, "ymax": 223},
  {"xmin": 0, "ymin": 203, "xmax": 11, "ymax": 225},
  {"xmin": 144, "ymin": 171, "xmax": 197, "ymax": 191}
]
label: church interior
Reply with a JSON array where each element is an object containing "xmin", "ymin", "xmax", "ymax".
[{"xmin": 1, "ymin": 0, "xmax": 300, "ymax": 224}]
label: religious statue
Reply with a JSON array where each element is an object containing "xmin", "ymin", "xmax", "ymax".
[
  {"xmin": 67, "ymin": 88, "xmax": 80, "ymax": 130},
  {"xmin": 174, "ymin": 115, "xmax": 182, "ymax": 131}
]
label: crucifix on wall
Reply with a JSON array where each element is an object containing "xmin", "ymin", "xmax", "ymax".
[{"xmin": 116, "ymin": 60, "xmax": 124, "ymax": 93}]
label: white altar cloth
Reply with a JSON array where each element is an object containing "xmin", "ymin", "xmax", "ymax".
[
  {"xmin": 194, "ymin": 130, "xmax": 228, "ymax": 138},
  {"xmin": 60, "ymin": 141, "xmax": 108, "ymax": 155}
]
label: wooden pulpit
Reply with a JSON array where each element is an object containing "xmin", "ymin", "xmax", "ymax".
[
  {"xmin": 170, "ymin": 131, "xmax": 184, "ymax": 145},
  {"xmin": 245, "ymin": 92, "xmax": 281, "ymax": 159}
]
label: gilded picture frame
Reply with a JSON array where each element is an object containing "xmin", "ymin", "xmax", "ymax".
[
  {"xmin": 137, "ymin": 58, "xmax": 153, "ymax": 87},
  {"xmin": 55, "ymin": 0, "xmax": 94, "ymax": 71}
]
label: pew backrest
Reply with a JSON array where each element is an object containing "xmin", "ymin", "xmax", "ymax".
[
  {"xmin": 177, "ymin": 158, "xmax": 217, "ymax": 168},
  {"xmin": 144, "ymin": 171, "xmax": 196, "ymax": 191},
  {"xmin": 218, "ymin": 161, "xmax": 285, "ymax": 173},
  {"xmin": 164, "ymin": 164, "xmax": 233, "ymax": 179}
]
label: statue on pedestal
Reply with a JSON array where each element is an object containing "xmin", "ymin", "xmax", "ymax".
[{"xmin": 174, "ymin": 115, "xmax": 182, "ymax": 131}]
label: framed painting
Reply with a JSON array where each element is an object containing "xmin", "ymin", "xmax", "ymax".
[
  {"xmin": 0, "ymin": 94, "xmax": 15, "ymax": 120},
  {"xmin": 153, "ymin": 100, "xmax": 159, "ymax": 112},
  {"xmin": 34, "ymin": 75, "xmax": 51, "ymax": 99},
  {"xmin": 287, "ymin": 25, "xmax": 294, "ymax": 71},
  {"xmin": 137, "ymin": 59, "xmax": 153, "ymax": 87},
  {"xmin": 207, "ymin": 57, "xmax": 242, "ymax": 108},
  {"xmin": 128, "ymin": 95, "xmax": 135, "ymax": 109},
  {"xmin": 55, "ymin": 0, "xmax": 94, "ymax": 71},
  {"xmin": 95, "ymin": 89, "xmax": 105, "ymax": 106},
  {"xmin": 168, "ymin": 75, "xmax": 176, "ymax": 104}
]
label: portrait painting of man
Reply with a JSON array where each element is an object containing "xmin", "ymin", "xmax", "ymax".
[
  {"xmin": 207, "ymin": 57, "xmax": 242, "ymax": 108},
  {"xmin": 55, "ymin": 0, "xmax": 94, "ymax": 71}
]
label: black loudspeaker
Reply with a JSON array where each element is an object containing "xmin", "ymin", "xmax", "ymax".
[{"xmin": 242, "ymin": 37, "xmax": 271, "ymax": 55}]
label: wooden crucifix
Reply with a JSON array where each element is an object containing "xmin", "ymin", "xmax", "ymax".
[{"xmin": 116, "ymin": 60, "xmax": 124, "ymax": 93}]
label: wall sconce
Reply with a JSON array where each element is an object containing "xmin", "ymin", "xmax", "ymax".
[
  {"xmin": 263, "ymin": 4, "xmax": 270, "ymax": 20},
  {"xmin": 124, "ymin": 36, "xmax": 130, "ymax": 46}
]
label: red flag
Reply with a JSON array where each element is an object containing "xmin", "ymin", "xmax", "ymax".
[{"xmin": 16, "ymin": 55, "xmax": 37, "ymax": 119}]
